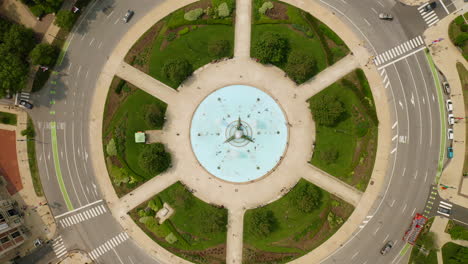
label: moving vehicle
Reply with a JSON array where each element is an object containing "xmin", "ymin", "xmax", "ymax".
[
  {"xmin": 447, "ymin": 147, "xmax": 453, "ymax": 159},
  {"xmin": 19, "ymin": 99, "xmax": 33, "ymax": 109},
  {"xmin": 378, "ymin": 13, "xmax": 393, "ymax": 21},
  {"xmin": 448, "ymin": 113, "xmax": 455, "ymax": 125},
  {"xmin": 448, "ymin": 128, "xmax": 454, "ymax": 140},
  {"xmin": 123, "ymin": 10, "xmax": 134, "ymax": 23},
  {"xmin": 446, "ymin": 99, "xmax": 453, "ymax": 112},
  {"xmin": 424, "ymin": 2, "xmax": 437, "ymax": 12},
  {"xmin": 380, "ymin": 241, "xmax": 394, "ymax": 255},
  {"xmin": 403, "ymin": 213, "xmax": 428, "ymax": 245},
  {"xmin": 443, "ymin": 81, "xmax": 451, "ymax": 95}
]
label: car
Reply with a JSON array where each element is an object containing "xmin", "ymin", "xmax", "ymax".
[
  {"xmin": 448, "ymin": 113, "xmax": 455, "ymax": 125},
  {"xmin": 19, "ymin": 100, "xmax": 33, "ymax": 109},
  {"xmin": 438, "ymin": 207, "xmax": 451, "ymax": 215},
  {"xmin": 447, "ymin": 147, "xmax": 453, "ymax": 158},
  {"xmin": 443, "ymin": 82, "xmax": 451, "ymax": 95},
  {"xmin": 123, "ymin": 10, "xmax": 134, "ymax": 23},
  {"xmin": 424, "ymin": 2, "xmax": 437, "ymax": 12},
  {"xmin": 379, "ymin": 13, "xmax": 393, "ymax": 20},
  {"xmin": 446, "ymin": 99, "xmax": 453, "ymax": 112},
  {"xmin": 380, "ymin": 241, "xmax": 394, "ymax": 255},
  {"xmin": 448, "ymin": 128, "xmax": 454, "ymax": 140}
]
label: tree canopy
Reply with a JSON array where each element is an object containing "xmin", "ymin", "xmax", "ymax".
[
  {"xmin": 285, "ymin": 50, "xmax": 317, "ymax": 84},
  {"xmin": 29, "ymin": 43, "xmax": 59, "ymax": 66},
  {"xmin": 55, "ymin": 10, "xmax": 78, "ymax": 31},
  {"xmin": 138, "ymin": 143, "xmax": 171, "ymax": 176},
  {"xmin": 309, "ymin": 94, "xmax": 345, "ymax": 126},
  {"xmin": 161, "ymin": 57, "xmax": 193, "ymax": 86},
  {"xmin": 253, "ymin": 31, "xmax": 289, "ymax": 64},
  {"xmin": 289, "ymin": 182, "xmax": 322, "ymax": 213},
  {"xmin": 247, "ymin": 210, "xmax": 276, "ymax": 237}
]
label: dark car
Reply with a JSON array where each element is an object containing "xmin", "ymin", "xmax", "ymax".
[
  {"xmin": 443, "ymin": 82, "xmax": 451, "ymax": 95},
  {"xmin": 424, "ymin": 2, "xmax": 437, "ymax": 12},
  {"xmin": 438, "ymin": 207, "xmax": 451, "ymax": 215},
  {"xmin": 19, "ymin": 100, "xmax": 33, "ymax": 109},
  {"xmin": 123, "ymin": 10, "xmax": 134, "ymax": 23},
  {"xmin": 380, "ymin": 241, "xmax": 394, "ymax": 255}
]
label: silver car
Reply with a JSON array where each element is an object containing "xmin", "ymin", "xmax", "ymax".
[
  {"xmin": 380, "ymin": 241, "xmax": 394, "ymax": 255},
  {"xmin": 379, "ymin": 13, "xmax": 393, "ymax": 21}
]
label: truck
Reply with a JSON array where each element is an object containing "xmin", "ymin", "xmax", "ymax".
[{"xmin": 402, "ymin": 213, "xmax": 428, "ymax": 245}]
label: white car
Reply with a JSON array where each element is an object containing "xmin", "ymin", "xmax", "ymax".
[
  {"xmin": 448, "ymin": 114, "xmax": 455, "ymax": 125},
  {"xmin": 446, "ymin": 99, "xmax": 453, "ymax": 112},
  {"xmin": 448, "ymin": 128, "xmax": 454, "ymax": 140}
]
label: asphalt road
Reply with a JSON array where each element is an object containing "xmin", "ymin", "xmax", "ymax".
[{"xmin": 20, "ymin": 0, "xmax": 466, "ymax": 263}]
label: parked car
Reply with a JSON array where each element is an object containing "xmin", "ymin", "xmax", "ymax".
[
  {"xmin": 19, "ymin": 100, "xmax": 33, "ymax": 109},
  {"xmin": 123, "ymin": 10, "xmax": 134, "ymax": 23},
  {"xmin": 448, "ymin": 128, "xmax": 454, "ymax": 140},
  {"xmin": 438, "ymin": 207, "xmax": 451, "ymax": 215},
  {"xmin": 379, "ymin": 13, "xmax": 393, "ymax": 20},
  {"xmin": 424, "ymin": 2, "xmax": 437, "ymax": 12},
  {"xmin": 380, "ymin": 241, "xmax": 394, "ymax": 255},
  {"xmin": 446, "ymin": 99, "xmax": 453, "ymax": 112},
  {"xmin": 448, "ymin": 113, "xmax": 455, "ymax": 125},
  {"xmin": 443, "ymin": 81, "xmax": 451, "ymax": 95},
  {"xmin": 447, "ymin": 147, "xmax": 453, "ymax": 158}
]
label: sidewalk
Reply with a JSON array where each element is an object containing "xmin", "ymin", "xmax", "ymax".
[
  {"xmin": 429, "ymin": 216, "xmax": 468, "ymax": 263},
  {"xmin": 234, "ymin": 0, "xmax": 252, "ymax": 58},
  {"xmin": 424, "ymin": 9, "xmax": 468, "ymax": 207}
]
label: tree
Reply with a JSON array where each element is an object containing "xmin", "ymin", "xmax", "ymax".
[
  {"xmin": 54, "ymin": 10, "xmax": 77, "ymax": 31},
  {"xmin": 161, "ymin": 57, "xmax": 193, "ymax": 86},
  {"xmin": 144, "ymin": 104, "xmax": 165, "ymax": 128},
  {"xmin": 289, "ymin": 182, "xmax": 322, "ymax": 213},
  {"xmin": 29, "ymin": 43, "xmax": 59, "ymax": 66},
  {"xmin": 0, "ymin": 45, "xmax": 29, "ymax": 96},
  {"xmin": 309, "ymin": 94, "xmax": 345, "ymax": 126},
  {"xmin": 208, "ymin": 39, "xmax": 230, "ymax": 59},
  {"xmin": 138, "ymin": 143, "xmax": 171, "ymax": 176},
  {"xmin": 454, "ymin": 32, "xmax": 468, "ymax": 47},
  {"xmin": 253, "ymin": 31, "xmax": 289, "ymax": 64},
  {"xmin": 21, "ymin": 126, "xmax": 35, "ymax": 138},
  {"xmin": 248, "ymin": 210, "xmax": 276, "ymax": 237},
  {"xmin": 284, "ymin": 50, "xmax": 317, "ymax": 84},
  {"xmin": 3, "ymin": 24, "xmax": 35, "ymax": 56}
]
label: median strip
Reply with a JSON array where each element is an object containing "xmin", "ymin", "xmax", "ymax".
[
  {"xmin": 425, "ymin": 50, "xmax": 446, "ymax": 183},
  {"xmin": 50, "ymin": 121, "xmax": 74, "ymax": 211}
]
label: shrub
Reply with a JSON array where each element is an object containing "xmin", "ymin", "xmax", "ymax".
[
  {"xmin": 327, "ymin": 212, "xmax": 344, "ymax": 228},
  {"xmin": 356, "ymin": 121, "xmax": 369, "ymax": 137},
  {"xmin": 319, "ymin": 24, "xmax": 344, "ymax": 45},
  {"xmin": 161, "ymin": 57, "xmax": 193, "ymax": 86},
  {"xmin": 29, "ymin": 43, "xmax": 59, "ymax": 66},
  {"xmin": 113, "ymin": 168, "xmax": 130, "ymax": 186},
  {"xmin": 138, "ymin": 143, "xmax": 171, "ymax": 176},
  {"xmin": 113, "ymin": 121, "xmax": 126, "ymax": 156},
  {"xmin": 454, "ymin": 32, "xmax": 468, "ymax": 47},
  {"xmin": 148, "ymin": 199, "xmax": 159, "ymax": 212},
  {"xmin": 284, "ymin": 50, "xmax": 317, "ymax": 84},
  {"xmin": 208, "ymin": 39, "xmax": 230, "ymax": 58},
  {"xmin": 144, "ymin": 104, "xmax": 165, "ymax": 128},
  {"xmin": 454, "ymin": 15, "xmax": 465, "ymax": 25},
  {"xmin": 461, "ymin": 24, "xmax": 468, "ymax": 32},
  {"xmin": 320, "ymin": 148, "xmax": 339, "ymax": 164},
  {"xmin": 54, "ymin": 10, "xmax": 77, "ymax": 31},
  {"xmin": 166, "ymin": 32, "xmax": 176, "ymax": 41},
  {"xmin": 289, "ymin": 183, "xmax": 321, "ymax": 213},
  {"xmin": 21, "ymin": 126, "xmax": 35, "ymax": 138},
  {"xmin": 106, "ymin": 138, "xmax": 117, "ymax": 156},
  {"xmin": 114, "ymin": 80, "xmax": 126, "ymax": 94},
  {"xmin": 184, "ymin": 8, "xmax": 204, "ymax": 21},
  {"xmin": 30, "ymin": 5, "xmax": 44, "ymax": 17},
  {"xmin": 253, "ymin": 31, "xmax": 289, "ymax": 64},
  {"xmin": 217, "ymin": 2, "xmax": 230, "ymax": 18},
  {"xmin": 178, "ymin": 27, "xmax": 189, "ymax": 35},
  {"xmin": 259, "ymin": 1, "xmax": 273, "ymax": 15},
  {"xmin": 165, "ymin": 233, "xmax": 178, "ymax": 244},
  {"xmin": 248, "ymin": 210, "xmax": 276, "ymax": 237},
  {"xmin": 309, "ymin": 94, "xmax": 345, "ymax": 126}
]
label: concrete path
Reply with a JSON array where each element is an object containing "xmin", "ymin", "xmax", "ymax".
[
  {"xmin": 115, "ymin": 62, "xmax": 178, "ymax": 104},
  {"xmin": 234, "ymin": 0, "xmax": 251, "ymax": 58},
  {"xmin": 226, "ymin": 206, "xmax": 245, "ymax": 264},
  {"xmin": 297, "ymin": 54, "xmax": 359, "ymax": 100}
]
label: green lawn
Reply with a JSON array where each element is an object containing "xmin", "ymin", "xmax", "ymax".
[
  {"xmin": 309, "ymin": 70, "xmax": 378, "ymax": 190},
  {"xmin": 243, "ymin": 179, "xmax": 353, "ymax": 263},
  {"xmin": 103, "ymin": 83, "xmax": 167, "ymax": 196},
  {"xmin": 0, "ymin": 112, "xmax": 17, "ymax": 125},
  {"xmin": 149, "ymin": 25, "xmax": 234, "ymax": 88},
  {"xmin": 448, "ymin": 13, "xmax": 468, "ymax": 61},
  {"xmin": 442, "ymin": 242, "xmax": 468, "ymax": 264},
  {"xmin": 446, "ymin": 219, "xmax": 468, "ymax": 241},
  {"xmin": 130, "ymin": 182, "xmax": 227, "ymax": 263},
  {"xmin": 456, "ymin": 63, "xmax": 468, "ymax": 182}
]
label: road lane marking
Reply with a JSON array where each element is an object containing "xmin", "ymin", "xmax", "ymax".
[
  {"xmin": 392, "ymin": 135, "xmax": 398, "ymax": 141},
  {"xmin": 414, "ymin": 170, "xmax": 418, "ymax": 179},
  {"xmin": 371, "ymin": 8, "xmax": 377, "ymax": 14},
  {"xmin": 51, "ymin": 122, "xmax": 74, "ymax": 211},
  {"xmin": 81, "ymin": 33, "xmax": 87, "ymax": 40},
  {"xmin": 439, "ymin": 0, "xmax": 450, "ymax": 14},
  {"xmin": 391, "ymin": 148, "xmax": 397, "ymax": 154},
  {"xmin": 377, "ymin": 1, "xmax": 384, "ymax": 7},
  {"xmin": 402, "ymin": 203, "xmax": 407, "ymax": 212},
  {"xmin": 107, "ymin": 10, "xmax": 114, "ymax": 19},
  {"xmin": 414, "ymin": 55, "xmax": 433, "ymax": 146},
  {"xmin": 63, "ymin": 125, "xmax": 83, "ymax": 207},
  {"xmin": 392, "ymin": 121, "xmax": 398, "ymax": 129},
  {"xmin": 98, "ymin": 41, "xmax": 103, "ymax": 49},
  {"xmin": 374, "ymin": 226, "xmax": 380, "ymax": 235},
  {"xmin": 411, "ymin": 208, "xmax": 416, "ymax": 215},
  {"xmin": 72, "ymin": 122, "xmax": 90, "ymax": 203},
  {"xmin": 351, "ymin": 251, "xmax": 359, "ymax": 259},
  {"xmin": 56, "ymin": 199, "xmax": 103, "ymax": 218},
  {"xmin": 89, "ymin": 38, "xmax": 95, "ymax": 46},
  {"xmin": 363, "ymin": 18, "xmax": 371, "ymax": 26},
  {"xmin": 391, "ymin": 199, "xmax": 395, "ymax": 207},
  {"xmin": 383, "ymin": 234, "xmax": 390, "ymax": 242},
  {"xmin": 114, "ymin": 18, "xmax": 119, "ymax": 24}
]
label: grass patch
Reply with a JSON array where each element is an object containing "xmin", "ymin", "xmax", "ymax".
[
  {"xmin": 449, "ymin": 13, "xmax": 468, "ymax": 61},
  {"xmin": 243, "ymin": 179, "xmax": 353, "ymax": 263},
  {"xmin": 309, "ymin": 70, "xmax": 378, "ymax": 190},
  {"xmin": 442, "ymin": 242, "xmax": 468, "ymax": 264},
  {"xmin": 25, "ymin": 117, "xmax": 43, "ymax": 197},
  {"xmin": 456, "ymin": 62, "xmax": 468, "ymax": 180},
  {"xmin": 129, "ymin": 182, "xmax": 227, "ymax": 263},
  {"xmin": 446, "ymin": 219, "xmax": 468, "ymax": 241},
  {"xmin": 102, "ymin": 78, "xmax": 168, "ymax": 197},
  {"xmin": 0, "ymin": 112, "xmax": 17, "ymax": 125}
]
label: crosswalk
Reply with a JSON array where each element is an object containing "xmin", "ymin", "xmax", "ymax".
[
  {"xmin": 418, "ymin": 3, "xmax": 440, "ymax": 27},
  {"xmin": 58, "ymin": 203, "xmax": 108, "ymax": 228},
  {"xmin": 423, "ymin": 186, "xmax": 438, "ymax": 217},
  {"xmin": 52, "ymin": 235, "xmax": 67, "ymax": 259},
  {"xmin": 89, "ymin": 232, "xmax": 130, "ymax": 261},
  {"xmin": 437, "ymin": 200, "xmax": 453, "ymax": 217},
  {"xmin": 373, "ymin": 36, "xmax": 425, "ymax": 67}
]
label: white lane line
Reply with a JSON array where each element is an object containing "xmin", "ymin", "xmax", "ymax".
[
  {"xmin": 383, "ymin": 74, "xmax": 388, "ymax": 83},
  {"xmin": 380, "ymin": 69, "xmax": 386, "ymax": 76},
  {"xmin": 391, "ymin": 148, "xmax": 397, "ymax": 154},
  {"xmin": 439, "ymin": 201, "xmax": 453, "ymax": 207},
  {"xmin": 85, "ymin": 70, "xmax": 89, "ymax": 79},
  {"xmin": 377, "ymin": 47, "xmax": 426, "ymax": 70},
  {"xmin": 112, "ymin": 248, "xmax": 125, "ymax": 264},
  {"xmin": 62, "ymin": 127, "xmax": 83, "ymax": 207},
  {"xmin": 374, "ymin": 226, "xmax": 381, "ymax": 235},
  {"xmin": 411, "ymin": 208, "xmax": 416, "ymax": 215},
  {"xmin": 385, "ymin": 81, "xmax": 391, "ymax": 89},
  {"xmin": 371, "ymin": 8, "xmax": 378, "ymax": 14},
  {"xmin": 77, "ymin": 65, "xmax": 82, "ymax": 77},
  {"xmin": 352, "ymin": 252, "xmax": 359, "ymax": 259},
  {"xmin": 425, "ymin": 171, "xmax": 428, "ymax": 182},
  {"xmin": 402, "ymin": 203, "xmax": 407, "ymax": 212},
  {"xmin": 392, "ymin": 121, "xmax": 398, "ymax": 129},
  {"xmin": 405, "ymin": 58, "xmax": 423, "ymax": 145},
  {"xmin": 402, "ymin": 167, "xmax": 406, "ymax": 176},
  {"xmin": 428, "ymin": 19, "xmax": 439, "ymax": 27},
  {"xmin": 383, "ymin": 234, "xmax": 390, "ymax": 242},
  {"xmin": 414, "ymin": 170, "xmax": 418, "ymax": 179},
  {"xmin": 89, "ymin": 38, "xmax": 95, "ymax": 46},
  {"xmin": 377, "ymin": 1, "xmax": 384, "ymax": 7},
  {"xmin": 114, "ymin": 18, "xmax": 119, "ymax": 24},
  {"xmin": 439, "ymin": 0, "xmax": 450, "ymax": 15},
  {"xmin": 107, "ymin": 10, "xmax": 114, "ymax": 19},
  {"xmin": 55, "ymin": 199, "xmax": 103, "ymax": 218},
  {"xmin": 364, "ymin": 18, "xmax": 371, "ymax": 26},
  {"xmin": 392, "ymin": 135, "xmax": 398, "ymax": 141},
  {"xmin": 81, "ymin": 33, "xmax": 87, "ymax": 40},
  {"xmin": 98, "ymin": 41, "xmax": 103, "ymax": 49},
  {"xmin": 414, "ymin": 55, "xmax": 433, "ymax": 146},
  {"xmin": 418, "ymin": 2, "xmax": 430, "ymax": 10}
]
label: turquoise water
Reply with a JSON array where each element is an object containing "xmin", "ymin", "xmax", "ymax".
[{"xmin": 190, "ymin": 85, "xmax": 288, "ymax": 183}]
